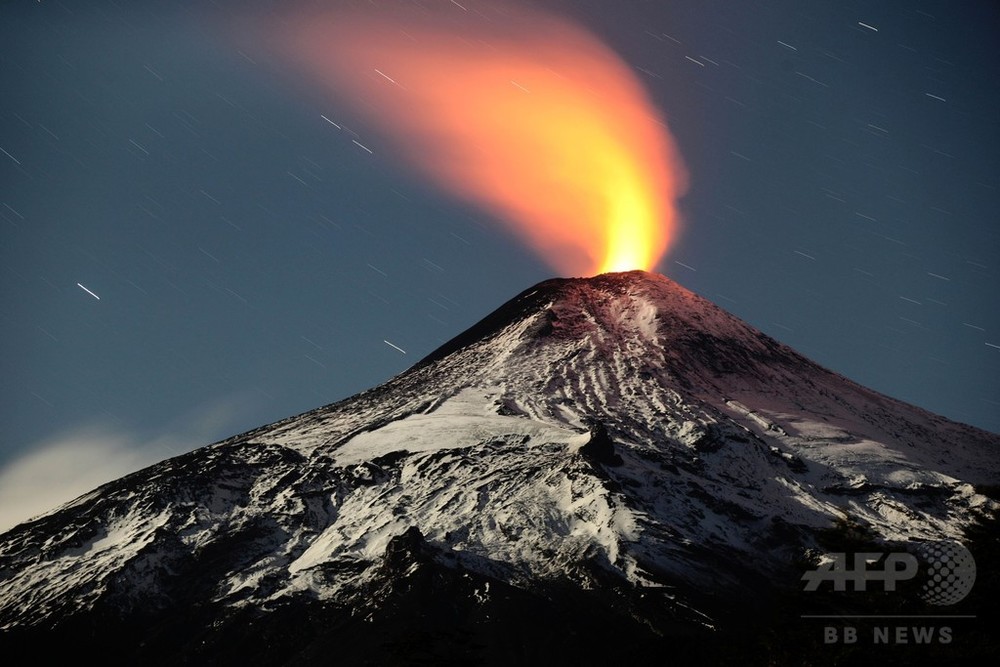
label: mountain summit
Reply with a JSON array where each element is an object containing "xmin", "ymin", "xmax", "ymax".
[{"xmin": 1, "ymin": 271, "xmax": 997, "ymax": 663}]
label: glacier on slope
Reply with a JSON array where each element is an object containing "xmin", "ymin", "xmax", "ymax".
[{"xmin": 0, "ymin": 271, "xmax": 997, "ymax": 661}]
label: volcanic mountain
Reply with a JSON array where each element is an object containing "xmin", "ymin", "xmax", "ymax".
[{"xmin": 1, "ymin": 271, "xmax": 997, "ymax": 664}]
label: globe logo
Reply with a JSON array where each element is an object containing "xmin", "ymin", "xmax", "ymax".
[{"xmin": 914, "ymin": 540, "xmax": 976, "ymax": 606}]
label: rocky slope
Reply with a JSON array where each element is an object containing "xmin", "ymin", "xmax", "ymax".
[{"xmin": 1, "ymin": 271, "xmax": 997, "ymax": 663}]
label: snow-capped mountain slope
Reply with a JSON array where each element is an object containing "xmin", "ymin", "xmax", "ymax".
[{"xmin": 1, "ymin": 271, "xmax": 997, "ymax": 660}]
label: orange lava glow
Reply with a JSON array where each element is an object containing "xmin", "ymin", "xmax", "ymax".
[{"xmin": 283, "ymin": 4, "xmax": 686, "ymax": 276}]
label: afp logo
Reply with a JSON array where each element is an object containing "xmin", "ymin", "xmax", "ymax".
[
  {"xmin": 913, "ymin": 541, "xmax": 977, "ymax": 605},
  {"xmin": 801, "ymin": 540, "xmax": 976, "ymax": 605}
]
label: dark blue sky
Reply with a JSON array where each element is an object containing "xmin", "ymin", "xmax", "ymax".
[{"xmin": 1, "ymin": 0, "xmax": 997, "ymax": 528}]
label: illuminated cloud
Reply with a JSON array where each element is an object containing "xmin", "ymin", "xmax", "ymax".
[{"xmin": 0, "ymin": 394, "xmax": 259, "ymax": 534}]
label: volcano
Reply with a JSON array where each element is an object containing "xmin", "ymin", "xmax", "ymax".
[{"xmin": 1, "ymin": 271, "xmax": 997, "ymax": 664}]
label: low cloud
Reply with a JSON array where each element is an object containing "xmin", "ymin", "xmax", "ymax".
[{"xmin": 0, "ymin": 394, "xmax": 262, "ymax": 534}]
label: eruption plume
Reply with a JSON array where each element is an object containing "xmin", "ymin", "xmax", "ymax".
[{"xmin": 283, "ymin": 2, "xmax": 687, "ymax": 275}]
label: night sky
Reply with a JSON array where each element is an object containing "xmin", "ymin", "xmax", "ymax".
[{"xmin": 2, "ymin": 0, "xmax": 997, "ymax": 530}]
